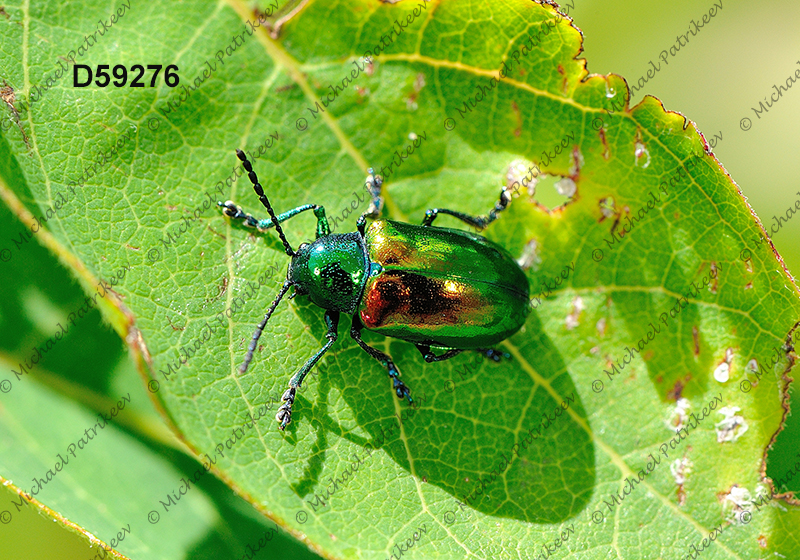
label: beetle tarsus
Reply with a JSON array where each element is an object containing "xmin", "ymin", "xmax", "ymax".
[
  {"xmin": 219, "ymin": 200, "xmax": 241, "ymax": 218},
  {"xmin": 218, "ymin": 200, "xmax": 262, "ymax": 230},
  {"xmin": 363, "ymin": 168, "xmax": 384, "ymax": 219},
  {"xmin": 276, "ymin": 387, "xmax": 296, "ymax": 430},
  {"xmin": 387, "ymin": 363, "xmax": 413, "ymax": 404}
]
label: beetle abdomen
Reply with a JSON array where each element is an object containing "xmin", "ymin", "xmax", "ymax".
[{"xmin": 359, "ymin": 220, "xmax": 530, "ymax": 348}]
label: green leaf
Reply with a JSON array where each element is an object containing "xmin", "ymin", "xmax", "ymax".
[
  {"xmin": 0, "ymin": 358, "xmax": 321, "ymax": 560},
  {"xmin": 0, "ymin": 360, "xmax": 219, "ymax": 559},
  {"xmin": 0, "ymin": 478, "xmax": 129, "ymax": 560},
  {"xmin": 1, "ymin": 0, "xmax": 799, "ymax": 558},
  {"xmin": 0, "ymin": 164, "xmax": 321, "ymax": 559}
]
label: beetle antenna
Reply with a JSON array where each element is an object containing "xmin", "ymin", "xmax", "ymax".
[
  {"xmin": 236, "ymin": 149, "xmax": 295, "ymax": 256},
  {"xmin": 239, "ymin": 281, "xmax": 293, "ymax": 374}
]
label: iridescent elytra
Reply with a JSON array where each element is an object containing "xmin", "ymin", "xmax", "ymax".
[{"xmin": 219, "ymin": 150, "xmax": 531, "ymax": 430}]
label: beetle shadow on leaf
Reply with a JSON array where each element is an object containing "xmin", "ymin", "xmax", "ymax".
[
  {"xmin": 273, "ymin": 298, "xmax": 340, "ymax": 499},
  {"xmin": 329, "ymin": 310, "xmax": 596, "ymax": 524}
]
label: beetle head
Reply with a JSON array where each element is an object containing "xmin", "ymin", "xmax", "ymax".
[{"xmin": 288, "ymin": 233, "xmax": 369, "ymax": 314}]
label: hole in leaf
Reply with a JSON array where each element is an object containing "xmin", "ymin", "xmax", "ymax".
[{"xmin": 533, "ymin": 174, "xmax": 575, "ymax": 210}]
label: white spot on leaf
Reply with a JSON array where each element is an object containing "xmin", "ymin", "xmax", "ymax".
[
  {"xmin": 506, "ymin": 158, "xmax": 539, "ymax": 198},
  {"xmin": 600, "ymin": 197, "xmax": 615, "ymax": 219},
  {"xmin": 714, "ymin": 349, "xmax": 734, "ymax": 383},
  {"xmin": 555, "ymin": 177, "xmax": 577, "ymax": 198},
  {"xmin": 570, "ymin": 147, "xmax": 584, "ymax": 177},
  {"xmin": 565, "ymin": 296, "xmax": 584, "ymax": 330},
  {"xmin": 722, "ymin": 485, "xmax": 753, "ymax": 523},
  {"xmin": 634, "ymin": 140, "xmax": 651, "ymax": 168},
  {"xmin": 670, "ymin": 457, "xmax": 693, "ymax": 486},
  {"xmin": 715, "ymin": 406, "xmax": 748, "ymax": 442},
  {"xmin": 671, "ymin": 456, "xmax": 693, "ymax": 505},
  {"xmin": 713, "ymin": 363, "xmax": 730, "ymax": 383},
  {"xmin": 668, "ymin": 398, "xmax": 690, "ymax": 431},
  {"xmin": 517, "ymin": 239, "xmax": 541, "ymax": 271}
]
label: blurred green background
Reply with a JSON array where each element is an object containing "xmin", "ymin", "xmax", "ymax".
[{"xmin": 1, "ymin": 0, "xmax": 798, "ymax": 557}]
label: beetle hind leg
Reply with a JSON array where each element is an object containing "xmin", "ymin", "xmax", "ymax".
[
  {"xmin": 350, "ymin": 316, "xmax": 413, "ymax": 405},
  {"xmin": 415, "ymin": 344, "xmax": 463, "ymax": 363},
  {"xmin": 475, "ymin": 348, "xmax": 511, "ymax": 362},
  {"xmin": 416, "ymin": 344, "xmax": 509, "ymax": 363}
]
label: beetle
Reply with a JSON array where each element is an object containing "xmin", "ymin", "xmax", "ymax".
[{"xmin": 219, "ymin": 149, "xmax": 531, "ymax": 430}]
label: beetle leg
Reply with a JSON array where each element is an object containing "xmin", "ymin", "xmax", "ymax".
[
  {"xmin": 362, "ymin": 168, "xmax": 384, "ymax": 219},
  {"xmin": 415, "ymin": 344, "xmax": 463, "ymax": 363},
  {"xmin": 357, "ymin": 168, "xmax": 384, "ymax": 239},
  {"xmin": 218, "ymin": 200, "xmax": 323, "ymax": 233},
  {"xmin": 349, "ymin": 316, "xmax": 413, "ymax": 406},
  {"xmin": 421, "ymin": 186, "xmax": 513, "ymax": 230},
  {"xmin": 475, "ymin": 348, "xmax": 511, "ymax": 362},
  {"xmin": 312, "ymin": 206, "xmax": 331, "ymax": 238},
  {"xmin": 276, "ymin": 310, "xmax": 340, "ymax": 430},
  {"xmin": 416, "ymin": 344, "xmax": 509, "ymax": 363},
  {"xmin": 356, "ymin": 215, "xmax": 368, "ymax": 237},
  {"xmin": 356, "ymin": 169, "xmax": 384, "ymax": 238}
]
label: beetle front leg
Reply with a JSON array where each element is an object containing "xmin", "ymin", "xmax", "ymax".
[
  {"xmin": 311, "ymin": 205, "xmax": 331, "ymax": 238},
  {"xmin": 218, "ymin": 201, "xmax": 323, "ymax": 233},
  {"xmin": 350, "ymin": 316, "xmax": 413, "ymax": 405},
  {"xmin": 276, "ymin": 310, "xmax": 340, "ymax": 430}
]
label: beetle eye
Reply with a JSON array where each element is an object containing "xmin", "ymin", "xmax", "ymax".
[
  {"xmin": 292, "ymin": 285, "xmax": 307, "ymax": 296},
  {"xmin": 298, "ymin": 242, "xmax": 309, "ymax": 251}
]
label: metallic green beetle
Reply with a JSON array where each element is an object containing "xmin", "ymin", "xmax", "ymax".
[{"xmin": 219, "ymin": 150, "xmax": 530, "ymax": 430}]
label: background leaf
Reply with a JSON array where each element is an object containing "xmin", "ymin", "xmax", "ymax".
[
  {"xmin": 1, "ymin": 0, "xmax": 799, "ymax": 559},
  {"xmin": 0, "ymin": 358, "xmax": 321, "ymax": 559}
]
